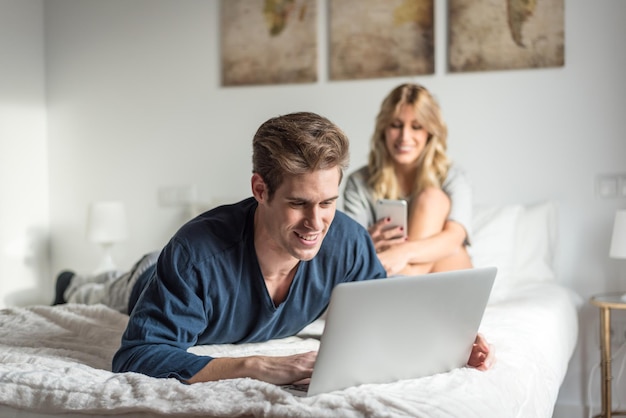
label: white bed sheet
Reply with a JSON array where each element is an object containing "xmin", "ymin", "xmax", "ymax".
[{"xmin": 0, "ymin": 281, "xmax": 579, "ymax": 418}]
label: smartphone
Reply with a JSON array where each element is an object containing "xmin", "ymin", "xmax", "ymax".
[{"xmin": 375, "ymin": 199, "xmax": 408, "ymax": 238}]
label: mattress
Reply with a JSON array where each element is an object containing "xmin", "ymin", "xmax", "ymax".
[{"xmin": 0, "ymin": 281, "xmax": 580, "ymax": 418}]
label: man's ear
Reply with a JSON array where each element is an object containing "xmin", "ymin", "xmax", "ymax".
[{"xmin": 251, "ymin": 173, "xmax": 267, "ymax": 202}]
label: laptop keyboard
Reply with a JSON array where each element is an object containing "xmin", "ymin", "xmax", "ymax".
[{"xmin": 281, "ymin": 383, "xmax": 309, "ymax": 396}]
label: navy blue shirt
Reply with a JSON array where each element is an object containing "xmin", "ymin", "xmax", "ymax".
[{"xmin": 112, "ymin": 197, "xmax": 386, "ymax": 381}]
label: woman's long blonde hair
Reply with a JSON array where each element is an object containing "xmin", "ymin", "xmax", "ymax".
[{"xmin": 367, "ymin": 83, "xmax": 450, "ymax": 200}]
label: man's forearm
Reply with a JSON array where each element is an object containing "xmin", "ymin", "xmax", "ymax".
[
  {"xmin": 186, "ymin": 351, "xmax": 317, "ymax": 385},
  {"xmin": 186, "ymin": 356, "xmax": 258, "ymax": 383}
]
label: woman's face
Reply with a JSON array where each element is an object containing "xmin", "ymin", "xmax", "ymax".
[{"xmin": 384, "ymin": 104, "xmax": 429, "ymax": 168}]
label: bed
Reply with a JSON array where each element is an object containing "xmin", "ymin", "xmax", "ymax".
[{"xmin": 0, "ymin": 201, "xmax": 581, "ymax": 418}]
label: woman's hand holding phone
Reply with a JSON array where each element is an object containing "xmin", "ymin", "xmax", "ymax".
[{"xmin": 371, "ymin": 199, "xmax": 408, "ymax": 253}]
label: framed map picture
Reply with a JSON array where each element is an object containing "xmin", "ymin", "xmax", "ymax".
[
  {"xmin": 220, "ymin": 0, "xmax": 317, "ymax": 86},
  {"xmin": 329, "ymin": 0, "xmax": 434, "ymax": 81},
  {"xmin": 448, "ymin": 0, "xmax": 564, "ymax": 73}
]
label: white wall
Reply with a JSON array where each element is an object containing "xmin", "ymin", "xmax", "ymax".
[
  {"xmin": 0, "ymin": 0, "xmax": 49, "ymax": 307},
  {"xmin": 2, "ymin": 0, "xmax": 625, "ymax": 415}
]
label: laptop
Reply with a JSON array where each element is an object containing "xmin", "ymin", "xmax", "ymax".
[{"xmin": 284, "ymin": 266, "xmax": 497, "ymax": 396}]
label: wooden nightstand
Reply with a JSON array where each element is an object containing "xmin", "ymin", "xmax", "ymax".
[{"xmin": 590, "ymin": 293, "xmax": 626, "ymax": 418}]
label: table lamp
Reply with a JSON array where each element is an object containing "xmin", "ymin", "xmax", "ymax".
[
  {"xmin": 86, "ymin": 201, "xmax": 128, "ymax": 274},
  {"xmin": 609, "ymin": 209, "xmax": 626, "ymax": 301}
]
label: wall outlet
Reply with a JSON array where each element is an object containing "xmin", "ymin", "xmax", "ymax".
[
  {"xmin": 157, "ymin": 184, "xmax": 197, "ymax": 207},
  {"xmin": 596, "ymin": 172, "xmax": 626, "ymax": 198}
]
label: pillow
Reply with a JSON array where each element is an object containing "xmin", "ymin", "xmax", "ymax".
[
  {"xmin": 469, "ymin": 201, "xmax": 558, "ymax": 295},
  {"xmin": 469, "ymin": 204, "xmax": 522, "ymax": 293},
  {"xmin": 509, "ymin": 200, "xmax": 558, "ymax": 283}
]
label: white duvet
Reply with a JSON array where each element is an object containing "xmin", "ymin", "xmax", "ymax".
[{"xmin": 0, "ymin": 282, "xmax": 579, "ymax": 418}]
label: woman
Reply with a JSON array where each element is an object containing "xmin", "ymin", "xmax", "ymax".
[{"xmin": 343, "ymin": 83, "xmax": 473, "ymax": 276}]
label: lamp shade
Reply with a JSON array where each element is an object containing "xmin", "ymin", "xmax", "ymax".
[
  {"xmin": 86, "ymin": 201, "xmax": 128, "ymax": 244},
  {"xmin": 610, "ymin": 209, "xmax": 626, "ymax": 259}
]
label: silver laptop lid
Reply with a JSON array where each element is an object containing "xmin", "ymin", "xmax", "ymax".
[{"xmin": 306, "ymin": 266, "xmax": 497, "ymax": 396}]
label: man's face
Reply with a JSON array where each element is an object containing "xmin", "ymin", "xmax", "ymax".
[{"xmin": 254, "ymin": 168, "xmax": 340, "ymax": 262}]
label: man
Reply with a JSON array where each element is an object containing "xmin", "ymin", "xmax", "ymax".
[{"xmin": 59, "ymin": 112, "xmax": 492, "ymax": 385}]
